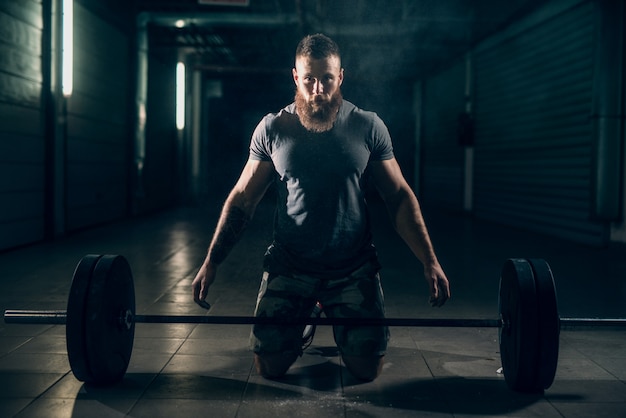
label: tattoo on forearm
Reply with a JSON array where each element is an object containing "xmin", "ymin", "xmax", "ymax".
[{"xmin": 208, "ymin": 206, "xmax": 251, "ymax": 265}]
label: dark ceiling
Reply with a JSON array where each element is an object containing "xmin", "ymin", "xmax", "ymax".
[{"xmin": 134, "ymin": 0, "xmax": 550, "ymax": 82}]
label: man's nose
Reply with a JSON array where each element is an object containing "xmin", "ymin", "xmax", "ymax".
[{"xmin": 313, "ymin": 80, "xmax": 323, "ymax": 94}]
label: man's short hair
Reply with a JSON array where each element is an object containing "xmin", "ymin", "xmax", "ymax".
[{"xmin": 295, "ymin": 33, "xmax": 341, "ymax": 61}]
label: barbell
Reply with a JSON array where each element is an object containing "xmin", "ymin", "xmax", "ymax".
[{"xmin": 3, "ymin": 254, "xmax": 625, "ymax": 393}]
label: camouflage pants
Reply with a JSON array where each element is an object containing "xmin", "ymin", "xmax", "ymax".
[{"xmin": 250, "ymin": 260, "xmax": 390, "ymax": 357}]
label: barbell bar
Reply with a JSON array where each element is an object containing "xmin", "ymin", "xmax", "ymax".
[
  {"xmin": 4, "ymin": 310, "xmax": 504, "ymax": 327},
  {"xmin": 3, "ymin": 254, "xmax": 625, "ymax": 393},
  {"xmin": 4, "ymin": 310, "xmax": 625, "ymax": 328}
]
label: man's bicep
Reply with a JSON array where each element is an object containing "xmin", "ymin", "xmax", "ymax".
[
  {"xmin": 368, "ymin": 158, "xmax": 409, "ymax": 201},
  {"xmin": 232, "ymin": 159, "xmax": 275, "ymax": 209}
]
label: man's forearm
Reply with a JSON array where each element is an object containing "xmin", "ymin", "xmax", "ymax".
[
  {"xmin": 207, "ymin": 204, "xmax": 251, "ymax": 266},
  {"xmin": 391, "ymin": 190, "xmax": 438, "ymax": 266}
]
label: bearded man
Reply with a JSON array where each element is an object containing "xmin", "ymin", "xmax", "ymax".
[{"xmin": 192, "ymin": 33, "xmax": 450, "ymax": 381}]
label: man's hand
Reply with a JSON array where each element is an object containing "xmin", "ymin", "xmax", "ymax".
[
  {"xmin": 424, "ymin": 263, "xmax": 450, "ymax": 307},
  {"xmin": 192, "ymin": 261, "xmax": 217, "ymax": 309}
]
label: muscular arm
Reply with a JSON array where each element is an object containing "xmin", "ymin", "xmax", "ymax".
[
  {"xmin": 193, "ymin": 159, "xmax": 275, "ymax": 305},
  {"xmin": 369, "ymin": 158, "xmax": 450, "ymax": 306},
  {"xmin": 207, "ymin": 159, "xmax": 275, "ymax": 266}
]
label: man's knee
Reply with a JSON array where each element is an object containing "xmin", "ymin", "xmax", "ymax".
[
  {"xmin": 342, "ymin": 355, "xmax": 384, "ymax": 381},
  {"xmin": 254, "ymin": 352, "xmax": 299, "ymax": 378}
]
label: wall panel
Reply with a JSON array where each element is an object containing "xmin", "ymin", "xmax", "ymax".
[
  {"xmin": 421, "ymin": 60, "xmax": 466, "ymax": 210},
  {"xmin": 0, "ymin": 0, "xmax": 44, "ymax": 251}
]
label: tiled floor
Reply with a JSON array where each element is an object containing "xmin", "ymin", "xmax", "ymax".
[{"xmin": 1, "ymin": 196, "xmax": 625, "ymax": 417}]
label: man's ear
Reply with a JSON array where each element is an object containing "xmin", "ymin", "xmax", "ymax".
[
  {"xmin": 292, "ymin": 67, "xmax": 298, "ymax": 85},
  {"xmin": 339, "ymin": 68, "xmax": 344, "ymax": 86}
]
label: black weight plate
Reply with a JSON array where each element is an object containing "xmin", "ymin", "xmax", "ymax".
[
  {"xmin": 499, "ymin": 258, "xmax": 540, "ymax": 392},
  {"xmin": 83, "ymin": 255, "xmax": 135, "ymax": 385},
  {"xmin": 527, "ymin": 258, "xmax": 560, "ymax": 390},
  {"xmin": 67, "ymin": 255, "xmax": 102, "ymax": 383}
]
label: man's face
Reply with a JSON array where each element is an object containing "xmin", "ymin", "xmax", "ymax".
[{"xmin": 293, "ymin": 54, "xmax": 344, "ymax": 132}]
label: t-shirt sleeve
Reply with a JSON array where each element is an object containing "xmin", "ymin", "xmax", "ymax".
[
  {"xmin": 369, "ymin": 114, "xmax": 395, "ymax": 161},
  {"xmin": 249, "ymin": 117, "xmax": 272, "ymax": 161}
]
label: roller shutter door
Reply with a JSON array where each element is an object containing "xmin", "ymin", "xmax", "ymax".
[{"xmin": 473, "ymin": 1, "xmax": 607, "ymax": 245}]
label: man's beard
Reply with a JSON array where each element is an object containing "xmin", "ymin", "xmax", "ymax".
[{"xmin": 295, "ymin": 89, "xmax": 342, "ymax": 133}]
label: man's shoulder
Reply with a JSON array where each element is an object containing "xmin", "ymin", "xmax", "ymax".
[
  {"xmin": 342, "ymin": 100, "xmax": 380, "ymax": 119},
  {"xmin": 259, "ymin": 103, "xmax": 297, "ymax": 129},
  {"xmin": 340, "ymin": 100, "xmax": 385, "ymax": 128}
]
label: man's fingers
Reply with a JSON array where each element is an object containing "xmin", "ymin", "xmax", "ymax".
[
  {"xmin": 193, "ymin": 282, "xmax": 211, "ymax": 309},
  {"xmin": 197, "ymin": 300, "xmax": 211, "ymax": 310},
  {"xmin": 192, "ymin": 263, "xmax": 215, "ymax": 309},
  {"xmin": 429, "ymin": 282, "xmax": 438, "ymax": 304},
  {"xmin": 429, "ymin": 278, "xmax": 449, "ymax": 307},
  {"xmin": 430, "ymin": 294, "xmax": 446, "ymax": 307},
  {"xmin": 192, "ymin": 280, "xmax": 202, "ymax": 303}
]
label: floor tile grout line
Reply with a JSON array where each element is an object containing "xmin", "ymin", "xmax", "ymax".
[
  {"xmin": 125, "ymin": 373, "xmax": 161, "ymax": 417},
  {"xmin": 13, "ymin": 371, "xmax": 73, "ymax": 417},
  {"xmin": 235, "ymin": 355, "xmax": 259, "ymax": 417}
]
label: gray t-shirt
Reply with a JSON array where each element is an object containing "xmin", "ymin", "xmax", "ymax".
[{"xmin": 249, "ymin": 100, "xmax": 394, "ymax": 278}]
